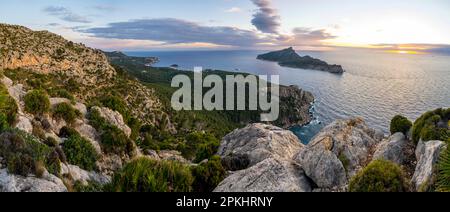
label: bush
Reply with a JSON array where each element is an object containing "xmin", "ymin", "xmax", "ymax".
[
  {"xmin": 110, "ymin": 158, "xmax": 193, "ymax": 192},
  {"xmin": 191, "ymin": 156, "xmax": 226, "ymax": 192},
  {"xmin": 0, "ymin": 113, "xmax": 8, "ymax": 132},
  {"xmin": 390, "ymin": 115, "xmax": 412, "ymax": 135},
  {"xmin": 0, "ymin": 129, "xmax": 61, "ymax": 177},
  {"xmin": 52, "ymin": 102, "xmax": 81, "ymax": 124},
  {"xmin": 49, "ymin": 89, "xmax": 75, "ymax": 102},
  {"xmin": 349, "ymin": 160, "xmax": 409, "ymax": 192},
  {"xmin": 180, "ymin": 132, "xmax": 220, "ymax": 162},
  {"xmin": 62, "ymin": 134, "xmax": 98, "ymax": 171},
  {"xmin": 24, "ymin": 89, "xmax": 50, "ymax": 115},
  {"xmin": 100, "ymin": 125, "xmax": 133, "ymax": 155},
  {"xmin": 437, "ymin": 146, "xmax": 450, "ymax": 192},
  {"xmin": 0, "ymin": 84, "xmax": 18, "ymax": 125},
  {"xmin": 100, "ymin": 95, "xmax": 129, "ymax": 121},
  {"xmin": 412, "ymin": 108, "xmax": 450, "ymax": 144}
]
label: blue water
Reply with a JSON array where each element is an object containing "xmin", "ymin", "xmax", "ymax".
[{"xmin": 127, "ymin": 49, "xmax": 450, "ymax": 143}]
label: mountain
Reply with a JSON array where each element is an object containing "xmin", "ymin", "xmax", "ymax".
[{"xmin": 257, "ymin": 47, "xmax": 345, "ymax": 74}]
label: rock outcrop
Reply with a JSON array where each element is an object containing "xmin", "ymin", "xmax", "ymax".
[
  {"xmin": 412, "ymin": 140, "xmax": 446, "ymax": 191},
  {"xmin": 215, "ymin": 124, "xmax": 310, "ymax": 192},
  {"xmin": 277, "ymin": 85, "xmax": 314, "ymax": 128},
  {"xmin": 373, "ymin": 133, "xmax": 414, "ymax": 166},
  {"xmin": 215, "ymin": 157, "xmax": 311, "ymax": 192},
  {"xmin": 218, "ymin": 124, "xmax": 304, "ymax": 170},
  {"xmin": 295, "ymin": 118, "xmax": 384, "ymax": 190},
  {"xmin": 92, "ymin": 106, "xmax": 132, "ymax": 137},
  {"xmin": 0, "ymin": 169, "xmax": 67, "ymax": 192}
]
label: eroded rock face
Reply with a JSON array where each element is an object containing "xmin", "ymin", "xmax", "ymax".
[
  {"xmin": 412, "ymin": 140, "xmax": 446, "ymax": 191},
  {"xmin": 0, "ymin": 169, "xmax": 67, "ymax": 192},
  {"xmin": 214, "ymin": 158, "xmax": 312, "ymax": 192},
  {"xmin": 295, "ymin": 118, "xmax": 384, "ymax": 190},
  {"xmin": 216, "ymin": 124, "xmax": 311, "ymax": 192},
  {"xmin": 92, "ymin": 106, "xmax": 131, "ymax": 137},
  {"xmin": 218, "ymin": 124, "xmax": 304, "ymax": 170},
  {"xmin": 373, "ymin": 133, "xmax": 412, "ymax": 165}
]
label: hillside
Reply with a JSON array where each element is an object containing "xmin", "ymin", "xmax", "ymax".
[{"xmin": 257, "ymin": 47, "xmax": 345, "ymax": 74}]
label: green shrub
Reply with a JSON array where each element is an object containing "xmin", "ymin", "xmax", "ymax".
[
  {"xmin": 24, "ymin": 89, "xmax": 50, "ymax": 115},
  {"xmin": 73, "ymin": 181, "xmax": 105, "ymax": 192},
  {"xmin": 0, "ymin": 84, "xmax": 18, "ymax": 125},
  {"xmin": 52, "ymin": 102, "xmax": 81, "ymax": 124},
  {"xmin": 0, "ymin": 129, "xmax": 61, "ymax": 177},
  {"xmin": 412, "ymin": 108, "xmax": 450, "ymax": 144},
  {"xmin": 100, "ymin": 95, "xmax": 129, "ymax": 121},
  {"xmin": 390, "ymin": 115, "xmax": 412, "ymax": 135},
  {"xmin": 180, "ymin": 132, "xmax": 220, "ymax": 162},
  {"xmin": 191, "ymin": 156, "xmax": 226, "ymax": 192},
  {"xmin": 349, "ymin": 160, "xmax": 409, "ymax": 192},
  {"xmin": 100, "ymin": 125, "xmax": 133, "ymax": 155},
  {"xmin": 110, "ymin": 158, "xmax": 193, "ymax": 192},
  {"xmin": 62, "ymin": 134, "xmax": 98, "ymax": 171},
  {"xmin": 49, "ymin": 89, "xmax": 75, "ymax": 102},
  {"xmin": 0, "ymin": 113, "xmax": 8, "ymax": 132},
  {"xmin": 437, "ymin": 146, "xmax": 450, "ymax": 192}
]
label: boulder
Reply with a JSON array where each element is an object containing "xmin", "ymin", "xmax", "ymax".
[
  {"xmin": 218, "ymin": 123, "xmax": 304, "ymax": 170},
  {"xmin": 411, "ymin": 140, "xmax": 446, "ymax": 191},
  {"xmin": 15, "ymin": 115, "xmax": 33, "ymax": 133},
  {"xmin": 295, "ymin": 118, "xmax": 384, "ymax": 189},
  {"xmin": 92, "ymin": 106, "xmax": 131, "ymax": 137},
  {"xmin": 158, "ymin": 150, "xmax": 189, "ymax": 164},
  {"xmin": 373, "ymin": 133, "xmax": 411, "ymax": 165},
  {"xmin": 61, "ymin": 164, "xmax": 110, "ymax": 186},
  {"xmin": 73, "ymin": 120, "xmax": 102, "ymax": 154},
  {"xmin": 0, "ymin": 169, "xmax": 67, "ymax": 192},
  {"xmin": 214, "ymin": 157, "xmax": 312, "ymax": 192}
]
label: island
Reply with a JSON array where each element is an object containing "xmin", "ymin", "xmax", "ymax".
[{"xmin": 257, "ymin": 47, "xmax": 345, "ymax": 74}]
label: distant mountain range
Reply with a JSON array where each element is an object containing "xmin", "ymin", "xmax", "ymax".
[{"xmin": 257, "ymin": 47, "xmax": 345, "ymax": 74}]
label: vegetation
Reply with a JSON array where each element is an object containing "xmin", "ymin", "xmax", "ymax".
[
  {"xmin": 24, "ymin": 89, "xmax": 50, "ymax": 115},
  {"xmin": 110, "ymin": 158, "xmax": 193, "ymax": 192},
  {"xmin": 349, "ymin": 160, "xmax": 409, "ymax": 192},
  {"xmin": 390, "ymin": 115, "xmax": 412, "ymax": 135},
  {"xmin": 0, "ymin": 83, "xmax": 18, "ymax": 127},
  {"xmin": 0, "ymin": 129, "xmax": 62, "ymax": 177},
  {"xmin": 412, "ymin": 108, "xmax": 449, "ymax": 144},
  {"xmin": 191, "ymin": 156, "xmax": 226, "ymax": 192},
  {"xmin": 437, "ymin": 146, "xmax": 450, "ymax": 192},
  {"xmin": 62, "ymin": 133, "xmax": 98, "ymax": 171},
  {"xmin": 52, "ymin": 102, "xmax": 81, "ymax": 124}
]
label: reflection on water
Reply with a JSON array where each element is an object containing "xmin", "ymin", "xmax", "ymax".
[{"xmin": 127, "ymin": 49, "xmax": 450, "ymax": 143}]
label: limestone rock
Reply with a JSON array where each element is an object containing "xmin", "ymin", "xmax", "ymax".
[
  {"xmin": 61, "ymin": 164, "xmax": 110, "ymax": 186},
  {"xmin": 15, "ymin": 115, "xmax": 33, "ymax": 133},
  {"xmin": 373, "ymin": 133, "xmax": 411, "ymax": 165},
  {"xmin": 0, "ymin": 169, "xmax": 67, "ymax": 192},
  {"xmin": 158, "ymin": 150, "xmax": 189, "ymax": 164},
  {"xmin": 92, "ymin": 106, "xmax": 131, "ymax": 137},
  {"xmin": 295, "ymin": 118, "xmax": 384, "ymax": 189},
  {"xmin": 411, "ymin": 140, "xmax": 446, "ymax": 191},
  {"xmin": 214, "ymin": 157, "xmax": 312, "ymax": 192},
  {"xmin": 218, "ymin": 123, "xmax": 304, "ymax": 170}
]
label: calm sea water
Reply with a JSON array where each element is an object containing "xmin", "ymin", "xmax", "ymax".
[{"xmin": 127, "ymin": 49, "xmax": 450, "ymax": 143}]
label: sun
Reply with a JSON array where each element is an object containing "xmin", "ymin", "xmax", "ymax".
[{"xmin": 386, "ymin": 50, "xmax": 421, "ymax": 54}]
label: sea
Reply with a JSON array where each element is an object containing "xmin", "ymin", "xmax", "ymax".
[{"xmin": 126, "ymin": 49, "xmax": 450, "ymax": 143}]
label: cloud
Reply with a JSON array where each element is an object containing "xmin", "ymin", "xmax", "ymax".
[
  {"xmin": 43, "ymin": 6, "xmax": 91, "ymax": 23},
  {"xmin": 81, "ymin": 18, "xmax": 264, "ymax": 47},
  {"xmin": 93, "ymin": 5, "xmax": 116, "ymax": 11},
  {"xmin": 225, "ymin": 7, "xmax": 242, "ymax": 13},
  {"xmin": 280, "ymin": 28, "xmax": 337, "ymax": 46},
  {"xmin": 250, "ymin": 0, "xmax": 280, "ymax": 34}
]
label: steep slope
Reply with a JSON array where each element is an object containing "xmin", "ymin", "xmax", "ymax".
[{"xmin": 0, "ymin": 23, "xmax": 170, "ymax": 129}]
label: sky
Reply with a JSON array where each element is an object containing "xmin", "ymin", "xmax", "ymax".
[{"xmin": 1, "ymin": 0, "xmax": 450, "ymax": 51}]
